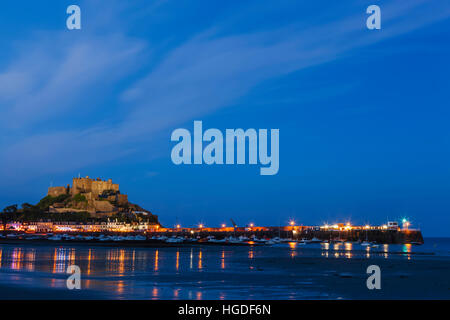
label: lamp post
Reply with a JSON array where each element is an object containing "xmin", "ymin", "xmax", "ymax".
[{"xmin": 402, "ymin": 219, "xmax": 409, "ymax": 231}]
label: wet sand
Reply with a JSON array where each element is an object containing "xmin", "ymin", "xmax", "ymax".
[
  {"xmin": 250, "ymin": 256, "xmax": 450, "ymax": 299},
  {"xmin": 0, "ymin": 243, "xmax": 448, "ymax": 299}
]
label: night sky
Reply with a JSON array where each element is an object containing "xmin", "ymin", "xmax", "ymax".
[{"xmin": 0, "ymin": 1, "xmax": 449, "ymax": 236}]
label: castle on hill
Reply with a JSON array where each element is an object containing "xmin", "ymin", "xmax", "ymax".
[{"xmin": 47, "ymin": 176, "xmax": 140, "ymax": 218}]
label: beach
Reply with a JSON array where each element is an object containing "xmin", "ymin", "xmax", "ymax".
[{"xmin": 0, "ymin": 238, "xmax": 448, "ymax": 300}]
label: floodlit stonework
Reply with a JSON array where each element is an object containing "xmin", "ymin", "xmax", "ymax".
[{"xmin": 46, "ymin": 177, "xmax": 135, "ymax": 217}]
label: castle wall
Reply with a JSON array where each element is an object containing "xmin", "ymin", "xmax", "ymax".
[
  {"xmin": 71, "ymin": 177, "xmax": 119, "ymax": 196},
  {"xmin": 46, "ymin": 176, "xmax": 131, "ymax": 219},
  {"xmin": 93, "ymin": 200, "xmax": 116, "ymax": 213},
  {"xmin": 48, "ymin": 187, "xmax": 67, "ymax": 197},
  {"xmin": 91, "ymin": 180, "xmax": 119, "ymax": 195},
  {"xmin": 49, "ymin": 207, "xmax": 89, "ymax": 213},
  {"xmin": 117, "ymin": 194, "xmax": 128, "ymax": 205}
]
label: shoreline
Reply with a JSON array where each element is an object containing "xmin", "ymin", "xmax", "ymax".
[
  {"xmin": 0, "ymin": 242, "xmax": 448, "ymax": 299},
  {"xmin": 0, "ymin": 239, "xmax": 253, "ymax": 247},
  {"xmin": 0, "ymin": 239, "xmax": 435, "ymax": 257}
]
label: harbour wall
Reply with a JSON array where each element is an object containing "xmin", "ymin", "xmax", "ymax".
[{"xmin": 156, "ymin": 229, "xmax": 424, "ymax": 244}]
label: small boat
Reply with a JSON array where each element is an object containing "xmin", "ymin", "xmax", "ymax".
[
  {"xmin": 361, "ymin": 241, "xmax": 371, "ymax": 246},
  {"xmin": 208, "ymin": 238, "xmax": 226, "ymax": 243},
  {"xmin": 309, "ymin": 237, "xmax": 322, "ymax": 244},
  {"xmin": 226, "ymin": 236, "xmax": 244, "ymax": 244},
  {"xmin": 253, "ymin": 238, "xmax": 267, "ymax": 243},
  {"xmin": 269, "ymin": 237, "xmax": 282, "ymax": 244},
  {"xmin": 166, "ymin": 237, "xmax": 184, "ymax": 243},
  {"xmin": 48, "ymin": 235, "xmax": 62, "ymax": 241}
]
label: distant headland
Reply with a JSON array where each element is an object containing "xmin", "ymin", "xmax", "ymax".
[
  {"xmin": 47, "ymin": 176, "xmax": 150, "ymax": 218},
  {"xmin": 1, "ymin": 176, "xmax": 159, "ymax": 232}
]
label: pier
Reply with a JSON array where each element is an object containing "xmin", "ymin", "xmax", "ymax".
[
  {"xmin": 155, "ymin": 226, "xmax": 424, "ymax": 244},
  {"xmin": 1, "ymin": 221, "xmax": 424, "ymax": 244}
]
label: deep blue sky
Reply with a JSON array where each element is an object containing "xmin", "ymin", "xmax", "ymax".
[{"xmin": 0, "ymin": 1, "xmax": 449, "ymax": 236}]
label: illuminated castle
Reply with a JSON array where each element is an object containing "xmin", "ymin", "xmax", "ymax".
[{"xmin": 47, "ymin": 176, "xmax": 129, "ymax": 217}]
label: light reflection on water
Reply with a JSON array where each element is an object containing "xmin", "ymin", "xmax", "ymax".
[
  {"xmin": 151, "ymin": 287, "xmax": 158, "ymax": 299},
  {"xmin": 0, "ymin": 243, "xmax": 433, "ymax": 274},
  {"xmin": 221, "ymin": 250, "xmax": 225, "ymax": 269},
  {"xmin": 0, "ymin": 240, "xmax": 445, "ymax": 299},
  {"xmin": 11, "ymin": 248, "xmax": 24, "ymax": 270},
  {"xmin": 403, "ymin": 244, "xmax": 412, "ymax": 260},
  {"xmin": 52, "ymin": 248, "xmax": 75, "ymax": 274},
  {"xmin": 288, "ymin": 242, "xmax": 297, "ymax": 258},
  {"xmin": 154, "ymin": 250, "xmax": 159, "ymax": 272},
  {"xmin": 344, "ymin": 243, "xmax": 353, "ymax": 259},
  {"xmin": 198, "ymin": 250, "xmax": 203, "ymax": 270}
]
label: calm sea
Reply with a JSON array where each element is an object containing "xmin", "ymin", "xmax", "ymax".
[{"xmin": 0, "ymin": 237, "xmax": 449, "ymax": 299}]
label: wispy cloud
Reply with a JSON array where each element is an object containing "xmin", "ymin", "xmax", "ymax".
[
  {"xmin": 0, "ymin": 0, "xmax": 449, "ymax": 183},
  {"xmin": 0, "ymin": 33, "xmax": 145, "ymax": 129}
]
